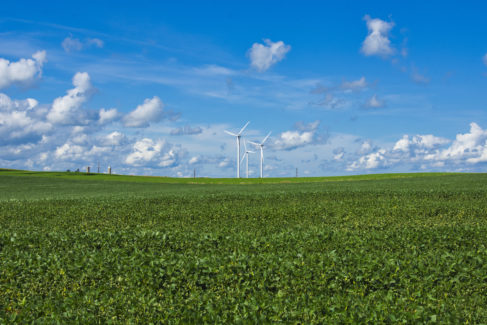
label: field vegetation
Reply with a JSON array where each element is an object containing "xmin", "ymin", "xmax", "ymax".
[{"xmin": 1, "ymin": 169, "xmax": 486, "ymax": 323}]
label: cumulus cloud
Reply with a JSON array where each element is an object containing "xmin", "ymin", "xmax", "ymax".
[
  {"xmin": 0, "ymin": 51, "xmax": 47, "ymax": 89},
  {"xmin": 357, "ymin": 140, "xmax": 376, "ymax": 155},
  {"xmin": 55, "ymin": 142, "xmax": 85, "ymax": 161},
  {"xmin": 98, "ymin": 108, "xmax": 119, "ymax": 124},
  {"xmin": 393, "ymin": 134, "xmax": 450, "ymax": 152},
  {"xmin": 170, "ymin": 125, "xmax": 203, "ymax": 136},
  {"xmin": 0, "ymin": 93, "xmax": 38, "ymax": 111},
  {"xmin": 47, "ymin": 72, "xmax": 94, "ymax": 125},
  {"xmin": 429, "ymin": 122, "xmax": 487, "ymax": 163},
  {"xmin": 365, "ymin": 94, "xmax": 385, "ymax": 108},
  {"xmin": 348, "ymin": 123, "xmax": 487, "ymax": 171},
  {"xmin": 62, "ymin": 36, "xmax": 104, "ymax": 53},
  {"xmin": 0, "ymin": 93, "xmax": 51, "ymax": 145},
  {"xmin": 125, "ymin": 138, "xmax": 185, "ymax": 167},
  {"xmin": 274, "ymin": 131, "xmax": 313, "ymax": 150},
  {"xmin": 361, "ymin": 15, "xmax": 395, "ymax": 57},
  {"xmin": 248, "ymin": 39, "xmax": 291, "ymax": 72},
  {"xmin": 123, "ymin": 96, "xmax": 164, "ymax": 128},
  {"xmin": 70, "ymin": 127, "xmax": 90, "ymax": 145},
  {"xmin": 103, "ymin": 131, "xmax": 126, "ymax": 146},
  {"xmin": 341, "ymin": 77, "xmax": 368, "ymax": 91},
  {"xmin": 0, "ymin": 72, "xmax": 184, "ymax": 175},
  {"xmin": 273, "ymin": 121, "xmax": 323, "ymax": 151},
  {"xmin": 348, "ymin": 149, "xmax": 388, "ymax": 170}
]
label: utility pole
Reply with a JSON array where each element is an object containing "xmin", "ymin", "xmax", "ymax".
[
  {"xmin": 296, "ymin": 168, "xmax": 298, "ymax": 178},
  {"xmin": 193, "ymin": 168, "xmax": 196, "ymax": 179},
  {"xmin": 97, "ymin": 161, "xmax": 100, "ymax": 174}
]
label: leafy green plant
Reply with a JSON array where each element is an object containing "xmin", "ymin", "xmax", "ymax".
[{"xmin": 1, "ymin": 171, "xmax": 486, "ymax": 323}]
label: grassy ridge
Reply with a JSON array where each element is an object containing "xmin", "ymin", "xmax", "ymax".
[
  {"xmin": 0, "ymin": 167, "xmax": 462, "ymax": 184},
  {"xmin": 1, "ymin": 170, "xmax": 487, "ymax": 322}
]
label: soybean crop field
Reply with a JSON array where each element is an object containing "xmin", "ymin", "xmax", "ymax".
[{"xmin": 1, "ymin": 169, "xmax": 487, "ymax": 323}]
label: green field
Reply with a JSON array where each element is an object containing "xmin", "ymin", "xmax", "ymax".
[{"xmin": 1, "ymin": 169, "xmax": 487, "ymax": 323}]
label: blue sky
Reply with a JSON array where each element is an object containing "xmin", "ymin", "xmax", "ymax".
[{"xmin": 1, "ymin": 1, "xmax": 487, "ymax": 177}]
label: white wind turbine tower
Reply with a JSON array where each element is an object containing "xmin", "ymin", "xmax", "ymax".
[
  {"xmin": 240, "ymin": 140, "xmax": 255, "ymax": 178},
  {"xmin": 249, "ymin": 132, "xmax": 271, "ymax": 178},
  {"xmin": 224, "ymin": 121, "xmax": 250, "ymax": 178}
]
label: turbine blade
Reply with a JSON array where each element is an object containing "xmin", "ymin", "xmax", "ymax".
[
  {"xmin": 240, "ymin": 153, "xmax": 247, "ymax": 164},
  {"xmin": 261, "ymin": 131, "xmax": 272, "ymax": 144},
  {"xmin": 224, "ymin": 130, "xmax": 237, "ymax": 136},
  {"xmin": 248, "ymin": 141, "xmax": 259, "ymax": 146},
  {"xmin": 238, "ymin": 121, "xmax": 250, "ymax": 135},
  {"xmin": 243, "ymin": 140, "xmax": 247, "ymax": 152}
]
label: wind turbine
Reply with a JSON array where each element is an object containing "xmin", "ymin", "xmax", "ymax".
[
  {"xmin": 240, "ymin": 140, "xmax": 255, "ymax": 178},
  {"xmin": 249, "ymin": 132, "xmax": 271, "ymax": 178},
  {"xmin": 224, "ymin": 121, "xmax": 250, "ymax": 178}
]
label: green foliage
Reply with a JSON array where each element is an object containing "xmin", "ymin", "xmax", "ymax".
[{"xmin": 1, "ymin": 171, "xmax": 487, "ymax": 323}]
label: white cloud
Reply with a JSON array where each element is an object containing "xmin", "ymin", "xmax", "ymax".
[
  {"xmin": 361, "ymin": 15, "xmax": 395, "ymax": 57},
  {"xmin": 365, "ymin": 94, "xmax": 385, "ymax": 108},
  {"xmin": 47, "ymin": 72, "xmax": 94, "ymax": 125},
  {"xmin": 0, "ymin": 93, "xmax": 51, "ymax": 145},
  {"xmin": 357, "ymin": 140, "xmax": 375, "ymax": 155},
  {"xmin": 125, "ymin": 138, "xmax": 164, "ymax": 166},
  {"xmin": 98, "ymin": 108, "xmax": 119, "ymax": 124},
  {"xmin": 0, "ymin": 51, "xmax": 47, "ymax": 89},
  {"xmin": 189, "ymin": 156, "xmax": 199, "ymax": 164},
  {"xmin": 0, "ymin": 93, "xmax": 38, "ymax": 111},
  {"xmin": 394, "ymin": 134, "xmax": 450, "ymax": 152},
  {"xmin": 87, "ymin": 38, "xmax": 104, "ymax": 48},
  {"xmin": 62, "ymin": 36, "xmax": 104, "ymax": 53},
  {"xmin": 125, "ymin": 138, "xmax": 185, "ymax": 168},
  {"xmin": 0, "ymin": 110, "xmax": 51, "ymax": 145},
  {"xmin": 248, "ymin": 39, "xmax": 291, "ymax": 72},
  {"xmin": 273, "ymin": 121, "xmax": 326, "ymax": 150},
  {"xmin": 123, "ymin": 96, "xmax": 164, "ymax": 128},
  {"xmin": 274, "ymin": 130, "xmax": 314, "ymax": 150},
  {"xmin": 71, "ymin": 133, "xmax": 89, "ymax": 145},
  {"xmin": 103, "ymin": 131, "xmax": 126, "ymax": 146},
  {"xmin": 55, "ymin": 143, "xmax": 85, "ymax": 161},
  {"xmin": 341, "ymin": 77, "xmax": 368, "ymax": 91},
  {"xmin": 348, "ymin": 149, "xmax": 388, "ymax": 170},
  {"xmin": 431, "ymin": 122, "xmax": 487, "ymax": 163},
  {"xmin": 62, "ymin": 37, "xmax": 83, "ymax": 52},
  {"xmin": 348, "ymin": 123, "xmax": 487, "ymax": 171}
]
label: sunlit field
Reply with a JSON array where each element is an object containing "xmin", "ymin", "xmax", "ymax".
[{"xmin": 1, "ymin": 170, "xmax": 486, "ymax": 323}]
